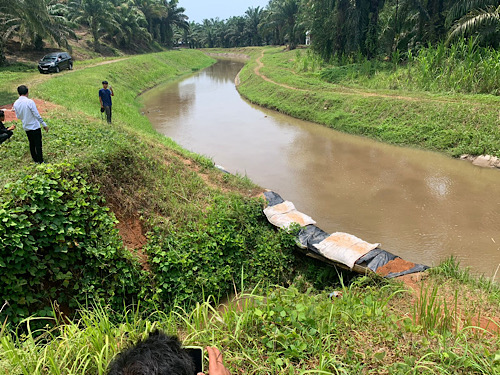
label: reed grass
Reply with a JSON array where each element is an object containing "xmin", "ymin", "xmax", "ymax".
[{"xmin": 1, "ymin": 275, "xmax": 498, "ymax": 374}]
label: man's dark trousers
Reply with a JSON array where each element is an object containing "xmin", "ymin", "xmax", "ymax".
[
  {"xmin": 26, "ymin": 128, "xmax": 43, "ymax": 163},
  {"xmin": 0, "ymin": 133, "xmax": 10, "ymax": 145},
  {"xmin": 104, "ymin": 105, "xmax": 112, "ymax": 123}
]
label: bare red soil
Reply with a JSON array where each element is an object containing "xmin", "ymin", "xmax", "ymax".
[{"xmin": 0, "ymin": 99, "xmax": 58, "ymax": 122}]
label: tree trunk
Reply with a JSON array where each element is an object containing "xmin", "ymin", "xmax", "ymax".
[
  {"xmin": 91, "ymin": 22, "xmax": 100, "ymax": 52},
  {"xmin": 0, "ymin": 39, "xmax": 6, "ymax": 66}
]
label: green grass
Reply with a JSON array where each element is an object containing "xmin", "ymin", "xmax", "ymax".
[
  {"xmin": 1, "ymin": 275, "xmax": 499, "ymax": 374},
  {"xmin": 235, "ymin": 47, "xmax": 500, "ymax": 157},
  {"xmin": 0, "ymin": 63, "xmax": 40, "ymax": 105}
]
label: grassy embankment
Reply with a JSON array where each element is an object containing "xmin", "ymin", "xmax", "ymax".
[
  {"xmin": 235, "ymin": 46, "xmax": 500, "ymax": 158},
  {"xmin": 0, "ymin": 49, "xmax": 499, "ymax": 374},
  {"xmin": 0, "ymin": 50, "xmax": 302, "ymax": 332}
]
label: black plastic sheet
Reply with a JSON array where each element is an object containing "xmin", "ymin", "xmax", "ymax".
[
  {"xmin": 264, "ymin": 191, "xmax": 285, "ymax": 206},
  {"xmin": 263, "ymin": 191, "xmax": 430, "ymax": 278},
  {"xmin": 355, "ymin": 249, "xmax": 398, "ymax": 272},
  {"xmin": 297, "ymin": 225, "xmax": 330, "ymax": 254}
]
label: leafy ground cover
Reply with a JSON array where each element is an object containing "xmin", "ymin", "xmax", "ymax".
[{"xmin": 236, "ymin": 47, "xmax": 500, "ymax": 158}]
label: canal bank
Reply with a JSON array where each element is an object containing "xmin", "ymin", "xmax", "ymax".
[
  {"xmin": 141, "ymin": 58, "xmax": 500, "ymax": 277},
  {"xmin": 235, "ymin": 47, "xmax": 500, "ymax": 158}
]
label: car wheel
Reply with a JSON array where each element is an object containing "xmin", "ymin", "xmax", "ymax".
[
  {"xmin": 69, "ymin": 62, "xmax": 73, "ymax": 70},
  {"xmin": 55, "ymin": 66, "xmax": 60, "ymax": 73}
]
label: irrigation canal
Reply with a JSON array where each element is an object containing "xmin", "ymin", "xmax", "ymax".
[{"xmin": 141, "ymin": 59, "xmax": 500, "ymax": 278}]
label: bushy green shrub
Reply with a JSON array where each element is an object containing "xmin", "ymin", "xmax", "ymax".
[
  {"xmin": 145, "ymin": 194, "xmax": 297, "ymax": 306},
  {"xmin": 0, "ymin": 164, "xmax": 146, "ymax": 323}
]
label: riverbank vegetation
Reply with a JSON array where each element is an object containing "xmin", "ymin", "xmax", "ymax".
[
  {"xmin": 1, "ymin": 260, "xmax": 499, "ymax": 374},
  {"xmin": 1, "ymin": 1, "xmax": 500, "ymax": 371},
  {"xmin": 235, "ymin": 45, "xmax": 500, "ymax": 157}
]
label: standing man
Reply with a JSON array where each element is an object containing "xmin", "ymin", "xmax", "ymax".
[
  {"xmin": 13, "ymin": 85, "xmax": 48, "ymax": 163},
  {"xmin": 99, "ymin": 80, "xmax": 114, "ymax": 123}
]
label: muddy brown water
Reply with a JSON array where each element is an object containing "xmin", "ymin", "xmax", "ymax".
[{"xmin": 141, "ymin": 60, "xmax": 500, "ymax": 278}]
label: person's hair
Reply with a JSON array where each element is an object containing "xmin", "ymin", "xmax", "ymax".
[
  {"xmin": 17, "ymin": 85, "xmax": 28, "ymax": 96},
  {"xmin": 106, "ymin": 330, "xmax": 195, "ymax": 375},
  {"xmin": 0, "ymin": 110, "xmax": 4, "ymax": 118}
]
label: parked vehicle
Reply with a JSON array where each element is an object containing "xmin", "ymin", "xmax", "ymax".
[{"xmin": 38, "ymin": 52, "xmax": 73, "ymax": 74}]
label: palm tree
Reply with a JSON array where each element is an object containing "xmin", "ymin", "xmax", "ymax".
[
  {"xmin": 68, "ymin": 0, "xmax": 119, "ymax": 51},
  {"xmin": 185, "ymin": 21, "xmax": 202, "ymax": 48},
  {"xmin": 0, "ymin": 0, "xmax": 72, "ymax": 65},
  {"xmin": 261, "ymin": 0, "xmax": 301, "ymax": 49},
  {"xmin": 276, "ymin": 0, "xmax": 301, "ymax": 49},
  {"xmin": 158, "ymin": 0, "xmax": 189, "ymax": 46},
  {"xmin": 447, "ymin": 3, "xmax": 500, "ymax": 45},
  {"xmin": 245, "ymin": 6, "xmax": 264, "ymax": 46},
  {"xmin": 136, "ymin": 0, "xmax": 166, "ymax": 41},
  {"xmin": 112, "ymin": 0, "xmax": 151, "ymax": 49}
]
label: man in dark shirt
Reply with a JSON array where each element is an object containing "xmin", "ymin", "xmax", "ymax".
[
  {"xmin": 99, "ymin": 80, "xmax": 114, "ymax": 123},
  {"xmin": 0, "ymin": 110, "xmax": 15, "ymax": 145}
]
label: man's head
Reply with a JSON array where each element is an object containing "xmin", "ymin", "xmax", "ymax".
[
  {"xmin": 102, "ymin": 80, "xmax": 109, "ymax": 89},
  {"xmin": 107, "ymin": 330, "xmax": 196, "ymax": 375},
  {"xmin": 0, "ymin": 110, "xmax": 4, "ymax": 121},
  {"xmin": 17, "ymin": 85, "xmax": 28, "ymax": 96}
]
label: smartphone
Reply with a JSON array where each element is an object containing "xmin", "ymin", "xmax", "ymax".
[{"xmin": 185, "ymin": 346, "xmax": 203, "ymax": 374}]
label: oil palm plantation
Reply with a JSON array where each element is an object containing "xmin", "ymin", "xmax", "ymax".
[
  {"xmin": 112, "ymin": 0, "xmax": 151, "ymax": 49},
  {"xmin": 268, "ymin": 0, "xmax": 302, "ymax": 50},
  {"xmin": 245, "ymin": 6, "xmax": 264, "ymax": 46},
  {"xmin": 0, "ymin": 0, "xmax": 72, "ymax": 65}
]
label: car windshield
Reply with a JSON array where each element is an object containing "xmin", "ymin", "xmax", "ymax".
[{"xmin": 42, "ymin": 56, "xmax": 57, "ymax": 61}]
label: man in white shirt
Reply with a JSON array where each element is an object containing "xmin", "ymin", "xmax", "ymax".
[{"xmin": 13, "ymin": 85, "xmax": 49, "ymax": 163}]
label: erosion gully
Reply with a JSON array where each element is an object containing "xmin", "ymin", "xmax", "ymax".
[{"xmin": 141, "ymin": 59, "xmax": 500, "ymax": 278}]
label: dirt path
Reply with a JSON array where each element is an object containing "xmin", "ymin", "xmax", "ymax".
[
  {"xmin": 254, "ymin": 51, "xmax": 307, "ymax": 92},
  {"xmin": 74, "ymin": 57, "xmax": 131, "ymax": 70},
  {"xmin": 0, "ymin": 99, "xmax": 61, "ymax": 122}
]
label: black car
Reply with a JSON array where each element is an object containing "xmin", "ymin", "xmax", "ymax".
[{"xmin": 38, "ymin": 52, "xmax": 73, "ymax": 74}]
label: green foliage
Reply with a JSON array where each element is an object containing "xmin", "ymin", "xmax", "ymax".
[
  {"xmin": 1, "ymin": 278, "xmax": 499, "ymax": 374},
  {"xmin": 145, "ymin": 195, "xmax": 297, "ymax": 306},
  {"xmin": 413, "ymin": 284, "xmax": 458, "ymax": 334},
  {"xmin": 0, "ymin": 165, "xmax": 145, "ymax": 323},
  {"xmin": 431, "ymin": 257, "xmax": 500, "ymax": 303},
  {"xmin": 402, "ymin": 40, "xmax": 500, "ymax": 95},
  {"xmin": 320, "ymin": 60, "xmax": 387, "ymax": 83}
]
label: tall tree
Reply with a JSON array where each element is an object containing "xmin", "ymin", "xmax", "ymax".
[
  {"xmin": 158, "ymin": 0, "xmax": 189, "ymax": 46},
  {"xmin": 265, "ymin": 0, "xmax": 302, "ymax": 49},
  {"xmin": 69, "ymin": 0, "xmax": 119, "ymax": 51},
  {"xmin": 112, "ymin": 0, "xmax": 151, "ymax": 49},
  {"xmin": 245, "ymin": 6, "xmax": 264, "ymax": 46}
]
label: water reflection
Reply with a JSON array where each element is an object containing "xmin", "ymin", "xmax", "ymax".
[{"xmin": 141, "ymin": 60, "xmax": 500, "ymax": 278}]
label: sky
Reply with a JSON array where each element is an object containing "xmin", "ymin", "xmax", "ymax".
[{"xmin": 179, "ymin": 0, "xmax": 270, "ymax": 23}]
